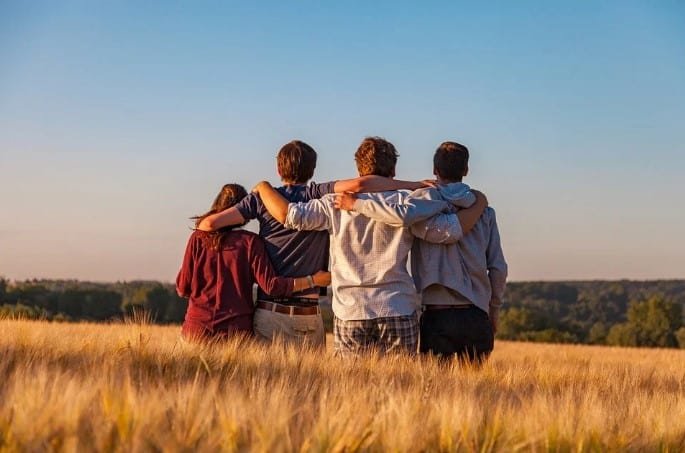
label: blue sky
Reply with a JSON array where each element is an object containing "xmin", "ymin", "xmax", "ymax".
[{"xmin": 1, "ymin": 1, "xmax": 684, "ymax": 281}]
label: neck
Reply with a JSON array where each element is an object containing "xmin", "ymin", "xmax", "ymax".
[
  {"xmin": 437, "ymin": 177, "xmax": 462, "ymax": 185},
  {"xmin": 282, "ymin": 181, "xmax": 306, "ymax": 187}
]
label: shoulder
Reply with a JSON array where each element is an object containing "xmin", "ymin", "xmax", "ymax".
[
  {"xmin": 483, "ymin": 206, "xmax": 499, "ymax": 224},
  {"xmin": 308, "ymin": 180, "xmax": 336, "ymax": 196},
  {"xmin": 235, "ymin": 192, "xmax": 261, "ymax": 215},
  {"xmin": 188, "ymin": 229, "xmax": 205, "ymax": 242},
  {"xmin": 408, "ymin": 187, "xmax": 441, "ymax": 201}
]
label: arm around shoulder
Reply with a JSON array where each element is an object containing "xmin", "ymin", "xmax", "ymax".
[{"xmin": 197, "ymin": 207, "xmax": 246, "ymax": 231}]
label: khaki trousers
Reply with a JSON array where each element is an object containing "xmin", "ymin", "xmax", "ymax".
[{"xmin": 253, "ymin": 307, "xmax": 325, "ymax": 348}]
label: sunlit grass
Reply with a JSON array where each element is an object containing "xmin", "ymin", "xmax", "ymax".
[{"xmin": 1, "ymin": 319, "xmax": 684, "ymax": 451}]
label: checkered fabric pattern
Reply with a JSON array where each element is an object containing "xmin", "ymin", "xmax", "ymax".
[{"xmin": 333, "ymin": 312, "xmax": 419, "ymax": 357}]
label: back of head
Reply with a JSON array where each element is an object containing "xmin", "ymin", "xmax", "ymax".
[
  {"xmin": 354, "ymin": 137, "xmax": 398, "ymax": 177},
  {"xmin": 209, "ymin": 183, "xmax": 248, "ymax": 214},
  {"xmin": 277, "ymin": 140, "xmax": 317, "ymax": 184},
  {"xmin": 194, "ymin": 183, "xmax": 248, "ymax": 249},
  {"xmin": 433, "ymin": 141, "xmax": 469, "ymax": 182}
]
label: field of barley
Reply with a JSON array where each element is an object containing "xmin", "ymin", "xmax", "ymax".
[{"xmin": 1, "ymin": 319, "xmax": 684, "ymax": 452}]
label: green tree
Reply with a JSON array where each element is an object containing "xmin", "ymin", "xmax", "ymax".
[
  {"xmin": 627, "ymin": 295, "xmax": 682, "ymax": 347},
  {"xmin": 606, "ymin": 323, "xmax": 638, "ymax": 347},
  {"xmin": 587, "ymin": 322, "xmax": 608, "ymax": 344},
  {"xmin": 606, "ymin": 295, "xmax": 682, "ymax": 348},
  {"xmin": 146, "ymin": 285, "xmax": 171, "ymax": 322},
  {"xmin": 0, "ymin": 277, "xmax": 7, "ymax": 302},
  {"xmin": 498, "ymin": 307, "xmax": 549, "ymax": 340}
]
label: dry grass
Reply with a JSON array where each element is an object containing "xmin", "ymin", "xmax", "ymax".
[{"xmin": 1, "ymin": 319, "xmax": 684, "ymax": 452}]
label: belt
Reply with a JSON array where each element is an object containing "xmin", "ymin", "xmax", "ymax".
[
  {"xmin": 264, "ymin": 296, "xmax": 319, "ymax": 305},
  {"xmin": 256, "ymin": 300, "xmax": 321, "ymax": 316},
  {"xmin": 424, "ymin": 304, "xmax": 474, "ymax": 311}
]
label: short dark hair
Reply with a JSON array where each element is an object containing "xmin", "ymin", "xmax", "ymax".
[
  {"xmin": 433, "ymin": 141, "xmax": 469, "ymax": 181},
  {"xmin": 277, "ymin": 140, "xmax": 317, "ymax": 184},
  {"xmin": 354, "ymin": 137, "xmax": 398, "ymax": 177}
]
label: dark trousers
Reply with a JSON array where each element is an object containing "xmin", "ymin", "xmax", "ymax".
[{"xmin": 419, "ymin": 306, "xmax": 494, "ymax": 364}]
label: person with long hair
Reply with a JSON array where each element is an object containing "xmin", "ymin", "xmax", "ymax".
[{"xmin": 176, "ymin": 183, "xmax": 331, "ymax": 341}]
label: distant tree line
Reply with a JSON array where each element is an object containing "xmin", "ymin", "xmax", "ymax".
[
  {"xmin": 1, "ymin": 277, "xmax": 683, "ymax": 348},
  {"xmin": 0, "ymin": 278, "xmax": 187, "ymax": 324},
  {"xmin": 498, "ymin": 280, "xmax": 685, "ymax": 348}
]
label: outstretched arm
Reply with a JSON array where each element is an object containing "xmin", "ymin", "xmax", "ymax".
[
  {"xmin": 334, "ymin": 192, "xmax": 451, "ymax": 227},
  {"xmin": 252, "ymin": 181, "xmax": 290, "ymax": 224},
  {"xmin": 197, "ymin": 207, "xmax": 246, "ymax": 231},
  {"xmin": 333, "ymin": 175, "xmax": 432, "ymax": 193},
  {"xmin": 253, "ymin": 181, "xmax": 331, "ymax": 231},
  {"xmin": 335, "ymin": 190, "xmax": 488, "ymax": 243},
  {"xmin": 410, "ymin": 192, "xmax": 488, "ymax": 244}
]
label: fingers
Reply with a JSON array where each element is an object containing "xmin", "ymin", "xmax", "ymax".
[
  {"xmin": 334, "ymin": 192, "xmax": 357, "ymax": 211},
  {"xmin": 313, "ymin": 270, "xmax": 332, "ymax": 286}
]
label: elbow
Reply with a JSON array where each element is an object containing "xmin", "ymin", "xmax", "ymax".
[
  {"xmin": 349, "ymin": 181, "xmax": 365, "ymax": 193},
  {"xmin": 263, "ymin": 281, "xmax": 289, "ymax": 297},
  {"xmin": 198, "ymin": 217, "xmax": 216, "ymax": 231},
  {"xmin": 176, "ymin": 286, "xmax": 188, "ymax": 298}
]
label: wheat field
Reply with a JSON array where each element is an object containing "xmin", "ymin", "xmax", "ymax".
[{"xmin": 1, "ymin": 319, "xmax": 684, "ymax": 452}]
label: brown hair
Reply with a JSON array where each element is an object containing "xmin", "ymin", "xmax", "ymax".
[
  {"xmin": 354, "ymin": 137, "xmax": 398, "ymax": 177},
  {"xmin": 433, "ymin": 141, "xmax": 469, "ymax": 182},
  {"xmin": 193, "ymin": 184, "xmax": 248, "ymax": 250},
  {"xmin": 277, "ymin": 140, "xmax": 317, "ymax": 184}
]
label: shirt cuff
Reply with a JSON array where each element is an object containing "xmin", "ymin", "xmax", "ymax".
[{"xmin": 283, "ymin": 203, "xmax": 299, "ymax": 230}]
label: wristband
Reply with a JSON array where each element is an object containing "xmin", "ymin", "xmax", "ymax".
[{"xmin": 306, "ymin": 275, "xmax": 315, "ymax": 289}]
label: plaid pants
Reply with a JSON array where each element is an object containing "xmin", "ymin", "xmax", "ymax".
[{"xmin": 333, "ymin": 312, "xmax": 419, "ymax": 357}]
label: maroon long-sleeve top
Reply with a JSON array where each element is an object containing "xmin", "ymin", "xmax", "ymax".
[{"xmin": 176, "ymin": 229, "xmax": 295, "ymax": 339}]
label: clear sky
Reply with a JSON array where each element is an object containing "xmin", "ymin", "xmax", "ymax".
[{"xmin": 1, "ymin": 1, "xmax": 684, "ymax": 282}]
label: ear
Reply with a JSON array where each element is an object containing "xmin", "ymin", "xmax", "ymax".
[
  {"xmin": 433, "ymin": 166, "xmax": 439, "ymax": 178},
  {"xmin": 463, "ymin": 165, "xmax": 469, "ymax": 178}
]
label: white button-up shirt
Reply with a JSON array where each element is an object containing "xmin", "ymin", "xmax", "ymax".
[{"xmin": 285, "ymin": 190, "xmax": 463, "ymax": 321}]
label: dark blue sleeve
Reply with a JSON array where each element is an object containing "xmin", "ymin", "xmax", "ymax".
[
  {"xmin": 305, "ymin": 181, "xmax": 336, "ymax": 200},
  {"xmin": 234, "ymin": 193, "xmax": 260, "ymax": 220}
]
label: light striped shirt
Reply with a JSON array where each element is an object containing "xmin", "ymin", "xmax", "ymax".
[
  {"xmin": 354, "ymin": 183, "xmax": 508, "ymax": 321},
  {"xmin": 284, "ymin": 190, "xmax": 463, "ymax": 321}
]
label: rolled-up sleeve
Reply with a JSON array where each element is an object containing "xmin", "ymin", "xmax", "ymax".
[
  {"xmin": 353, "ymin": 197, "xmax": 450, "ymax": 227},
  {"xmin": 410, "ymin": 213, "xmax": 463, "ymax": 244},
  {"xmin": 284, "ymin": 199, "xmax": 331, "ymax": 232}
]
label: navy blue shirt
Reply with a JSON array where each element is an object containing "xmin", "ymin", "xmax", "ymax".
[{"xmin": 234, "ymin": 181, "xmax": 336, "ymax": 299}]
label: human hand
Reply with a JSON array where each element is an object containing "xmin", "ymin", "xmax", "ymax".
[
  {"xmin": 490, "ymin": 313, "xmax": 498, "ymax": 335},
  {"xmin": 472, "ymin": 190, "xmax": 489, "ymax": 208},
  {"xmin": 421, "ymin": 179, "xmax": 438, "ymax": 188},
  {"xmin": 333, "ymin": 191, "xmax": 358, "ymax": 211},
  {"xmin": 312, "ymin": 270, "xmax": 331, "ymax": 287}
]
